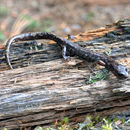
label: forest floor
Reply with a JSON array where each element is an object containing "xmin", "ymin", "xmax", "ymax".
[{"xmin": 0, "ymin": 0, "xmax": 130, "ymax": 45}]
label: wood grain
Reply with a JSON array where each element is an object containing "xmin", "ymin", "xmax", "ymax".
[{"xmin": 0, "ymin": 18, "xmax": 129, "ymax": 129}]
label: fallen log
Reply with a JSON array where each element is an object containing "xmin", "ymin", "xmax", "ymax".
[{"xmin": 0, "ymin": 18, "xmax": 130, "ymax": 129}]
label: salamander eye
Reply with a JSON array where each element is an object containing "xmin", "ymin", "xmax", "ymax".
[{"xmin": 125, "ymin": 68, "xmax": 128, "ymax": 72}]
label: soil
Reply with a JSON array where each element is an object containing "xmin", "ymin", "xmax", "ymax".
[{"xmin": 0, "ymin": 0, "xmax": 130, "ymax": 45}]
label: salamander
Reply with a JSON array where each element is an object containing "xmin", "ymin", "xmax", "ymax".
[{"xmin": 5, "ymin": 32, "xmax": 128, "ymax": 79}]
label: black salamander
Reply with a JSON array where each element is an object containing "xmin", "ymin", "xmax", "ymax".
[{"xmin": 5, "ymin": 32, "xmax": 128, "ymax": 79}]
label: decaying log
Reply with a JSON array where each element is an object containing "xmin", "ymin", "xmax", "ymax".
[{"xmin": 0, "ymin": 18, "xmax": 130, "ymax": 129}]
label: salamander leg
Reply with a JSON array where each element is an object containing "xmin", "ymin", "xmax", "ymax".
[
  {"xmin": 67, "ymin": 34, "xmax": 75, "ymax": 40},
  {"xmin": 89, "ymin": 62, "xmax": 97, "ymax": 72},
  {"xmin": 89, "ymin": 60, "xmax": 106, "ymax": 72},
  {"xmin": 62, "ymin": 45, "xmax": 70, "ymax": 61}
]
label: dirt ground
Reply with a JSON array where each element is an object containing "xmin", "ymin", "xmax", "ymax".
[{"xmin": 0, "ymin": 0, "xmax": 130, "ymax": 45}]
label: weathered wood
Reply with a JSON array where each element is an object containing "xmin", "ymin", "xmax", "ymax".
[
  {"xmin": 0, "ymin": 18, "xmax": 130, "ymax": 70},
  {"xmin": 0, "ymin": 18, "xmax": 130, "ymax": 129},
  {"xmin": 0, "ymin": 58, "xmax": 130, "ymax": 129}
]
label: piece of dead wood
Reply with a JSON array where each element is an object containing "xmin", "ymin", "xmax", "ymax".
[{"xmin": 0, "ymin": 18, "xmax": 130, "ymax": 129}]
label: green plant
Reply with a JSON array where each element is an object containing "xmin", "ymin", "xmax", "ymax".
[
  {"xmin": 34, "ymin": 126, "xmax": 43, "ymax": 130},
  {"xmin": 56, "ymin": 117, "xmax": 69, "ymax": 127},
  {"xmin": 125, "ymin": 119, "xmax": 130, "ymax": 126},
  {"xmin": 0, "ymin": 30, "xmax": 6, "ymax": 41},
  {"xmin": 104, "ymin": 49, "xmax": 112, "ymax": 56},
  {"xmin": 84, "ymin": 12, "xmax": 95, "ymax": 22},
  {"xmin": 54, "ymin": 117, "xmax": 74, "ymax": 130},
  {"xmin": 0, "ymin": 5, "xmax": 10, "ymax": 16},
  {"xmin": 102, "ymin": 118, "xmax": 113, "ymax": 130},
  {"xmin": 78, "ymin": 116, "xmax": 95, "ymax": 130},
  {"xmin": 1, "ymin": 128, "xmax": 7, "ymax": 130},
  {"xmin": 86, "ymin": 68, "xmax": 109, "ymax": 84},
  {"xmin": 21, "ymin": 15, "xmax": 40, "ymax": 30},
  {"xmin": 40, "ymin": 19, "xmax": 53, "ymax": 32}
]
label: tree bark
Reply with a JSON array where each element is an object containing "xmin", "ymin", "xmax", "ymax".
[{"xmin": 0, "ymin": 18, "xmax": 130, "ymax": 129}]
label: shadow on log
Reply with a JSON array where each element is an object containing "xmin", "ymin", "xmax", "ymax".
[{"xmin": 0, "ymin": 18, "xmax": 130, "ymax": 129}]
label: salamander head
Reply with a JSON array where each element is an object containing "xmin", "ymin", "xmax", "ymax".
[
  {"xmin": 99, "ymin": 58, "xmax": 129, "ymax": 79},
  {"xmin": 110, "ymin": 64, "xmax": 129, "ymax": 79}
]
